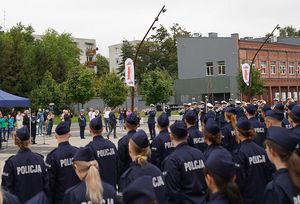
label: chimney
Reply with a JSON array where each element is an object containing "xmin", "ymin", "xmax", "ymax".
[
  {"xmin": 231, "ymin": 33, "xmax": 239, "ymax": 39},
  {"xmin": 208, "ymin": 32, "xmax": 218, "ymax": 38}
]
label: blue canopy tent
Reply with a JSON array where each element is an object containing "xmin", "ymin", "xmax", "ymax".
[{"xmin": 0, "ymin": 90, "xmax": 31, "ymax": 107}]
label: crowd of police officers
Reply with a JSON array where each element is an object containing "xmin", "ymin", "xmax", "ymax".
[{"xmin": 1, "ymin": 98, "xmax": 300, "ymax": 204}]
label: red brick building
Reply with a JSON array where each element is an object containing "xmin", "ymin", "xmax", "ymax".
[{"xmin": 239, "ymin": 40, "xmax": 300, "ymax": 104}]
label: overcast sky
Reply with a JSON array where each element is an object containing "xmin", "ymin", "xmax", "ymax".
[{"xmin": 2, "ymin": 0, "xmax": 299, "ymax": 57}]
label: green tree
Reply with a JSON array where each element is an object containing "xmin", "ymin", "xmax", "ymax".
[
  {"xmin": 140, "ymin": 69, "xmax": 173, "ymax": 105},
  {"xmin": 117, "ymin": 40, "xmax": 135, "ymax": 77},
  {"xmin": 96, "ymin": 54, "xmax": 109, "ymax": 78},
  {"xmin": 279, "ymin": 26, "xmax": 300, "ymax": 37},
  {"xmin": 66, "ymin": 65, "xmax": 96, "ymax": 107},
  {"xmin": 98, "ymin": 72, "xmax": 128, "ymax": 108},
  {"xmin": 237, "ymin": 68, "xmax": 264, "ymax": 98}
]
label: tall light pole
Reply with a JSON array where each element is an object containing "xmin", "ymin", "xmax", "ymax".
[{"xmin": 130, "ymin": 5, "xmax": 167, "ymax": 112}]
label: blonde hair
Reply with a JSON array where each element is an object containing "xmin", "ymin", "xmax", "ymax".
[
  {"xmin": 14, "ymin": 135, "xmax": 30, "ymax": 150},
  {"xmin": 73, "ymin": 160, "xmax": 103, "ymax": 204},
  {"xmin": 129, "ymin": 139, "xmax": 150, "ymax": 166}
]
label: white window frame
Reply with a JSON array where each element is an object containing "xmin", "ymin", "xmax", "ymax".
[
  {"xmin": 279, "ymin": 62, "xmax": 286, "ymax": 75},
  {"xmin": 206, "ymin": 62, "xmax": 213, "ymax": 76},
  {"xmin": 297, "ymin": 62, "xmax": 300, "ymax": 75},
  {"xmin": 270, "ymin": 61, "xmax": 276, "ymax": 75},
  {"xmin": 218, "ymin": 61, "xmax": 226, "ymax": 75},
  {"xmin": 289, "ymin": 62, "xmax": 295, "ymax": 75},
  {"xmin": 260, "ymin": 61, "xmax": 267, "ymax": 74}
]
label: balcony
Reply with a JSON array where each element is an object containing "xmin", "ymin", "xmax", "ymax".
[{"xmin": 86, "ymin": 49, "xmax": 96, "ymax": 56}]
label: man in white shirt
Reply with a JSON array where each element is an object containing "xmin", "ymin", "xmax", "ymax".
[
  {"xmin": 104, "ymin": 107, "xmax": 111, "ymax": 132},
  {"xmin": 88, "ymin": 108, "xmax": 96, "ymax": 121}
]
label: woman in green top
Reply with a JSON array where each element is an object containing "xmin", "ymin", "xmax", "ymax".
[{"xmin": 0, "ymin": 112, "xmax": 6, "ymax": 145}]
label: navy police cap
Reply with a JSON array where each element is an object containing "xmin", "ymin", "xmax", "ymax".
[
  {"xmin": 224, "ymin": 107, "xmax": 236, "ymax": 114},
  {"xmin": 55, "ymin": 122, "xmax": 70, "ymax": 135},
  {"xmin": 274, "ymin": 103, "xmax": 285, "ymax": 112},
  {"xmin": 73, "ymin": 146, "xmax": 95, "ymax": 162},
  {"xmin": 291, "ymin": 105, "xmax": 300, "ymax": 119},
  {"xmin": 126, "ymin": 113, "xmax": 139, "ymax": 125},
  {"xmin": 123, "ymin": 176, "xmax": 156, "ymax": 204},
  {"xmin": 184, "ymin": 110, "xmax": 197, "ymax": 124},
  {"xmin": 237, "ymin": 117, "xmax": 252, "ymax": 130},
  {"xmin": 245, "ymin": 104, "xmax": 257, "ymax": 114},
  {"xmin": 170, "ymin": 120, "xmax": 187, "ymax": 139},
  {"xmin": 16, "ymin": 126, "xmax": 30, "ymax": 141},
  {"xmin": 205, "ymin": 118, "xmax": 220, "ymax": 135},
  {"xmin": 89, "ymin": 117, "xmax": 103, "ymax": 130},
  {"xmin": 287, "ymin": 102, "xmax": 296, "ymax": 111},
  {"xmin": 266, "ymin": 109, "xmax": 284, "ymax": 121},
  {"xmin": 157, "ymin": 113, "xmax": 169, "ymax": 127},
  {"xmin": 205, "ymin": 149, "xmax": 236, "ymax": 179},
  {"xmin": 261, "ymin": 104, "xmax": 271, "ymax": 113},
  {"xmin": 267, "ymin": 127, "xmax": 299, "ymax": 152},
  {"xmin": 131, "ymin": 130, "xmax": 150, "ymax": 148}
]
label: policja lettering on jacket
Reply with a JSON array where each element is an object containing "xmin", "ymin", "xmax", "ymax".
[
  {"xmin": 248, "ymin": 155, "xmax": 266, "ymax": 165},
  {"xmin": 17, "ymin": 164, "xmax": 42, "ymax": 175},
  {"xmin": 184, "ymin": 160, "xmax": 205, "ymax": 172},
  {"xmin": 97, "ymin": 148, "xmax": 115, "ymax": 157}
]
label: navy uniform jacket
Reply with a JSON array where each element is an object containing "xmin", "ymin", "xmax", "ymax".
[
  {"xmin": 162, "ymin": 142, "xmax": 207, "ymax": 204},
  {"xmin": 203, "ymin": 145, "xmax": 228, "ymax": 161},
  {"xmin": 221, "ymin": 123, "xmax": 238, "ymax": 154},
  {"xmin": 150, "ymin": 129, "xmax": 174, "ymax": 170},
  {"xmin": 109, "ymin": 112, "xmax": 117, "ymax": 125},
  {"xmin": 264, "ymin": 168, "xmax": 300, "ymax": 204},
  {"xmin": 147, "ymin": 110, "xmax": 156, "ymax": 124},
  {"xmin": 63, "ymin": 181, "xmax": 117, "ymax": 204},
  {"xmin": 205, "ymin": 110, "xmax": 216, "ymax": 121},
  {"xmin": 87, "ymin": 135, "xmax": 118, "ymax": 189},
  {"xmin": 45, "ymin": 141, "xmax": 80, "ymax": 204},
  {"xmin": 118, "ymin": 130, "xmax": 136, "ymax": 177},
  {"xmin": 25, "ymin": 191, "xmax": 48, "ymax": 204},
  {"xmin": 235, "ymin": 106, "xmax": 246, "ymax": 120},
  {"xmin": 282, "ymin": 117, "xmax": 292, "ymax": 129},
  {"xmin": 2, "ymin": 190, "xmax": 20, "ymax": 204},
  {"xmin": 207, "ymin": 192, "xmax": 229, "ymax": 204},
  {"xmin": 120, "ymin": 162, "xmax": 166, "ymax": 204},
  {"xmin": 292, "ymin": 124, "xmax": 300, "ymax": 155},
  {"xmin": 248, "ymin": 117, "xmax": 267, "ymax": 147},
  {"xmin": 1, "ymin": 148, "xmax": 49, "ymax": 203},
  {"xmin": 78, "ymin": 115, "xmax": 86, "ymax": 127},
  {"xmin": 233, "ymin": 139, "xmax": 273, "ymax": 204},
  {"xmin": 187, "ymin": 126, "xmax": 207, "ymax": 152}
]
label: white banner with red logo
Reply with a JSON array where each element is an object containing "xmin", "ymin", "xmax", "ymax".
[
  {"xmin": 125, "ymin": 58, "xmax": 135, "ymax": 87},
  {"xmin": 241, "ymin": 63, "xmax": 250, "ymax": 86}
]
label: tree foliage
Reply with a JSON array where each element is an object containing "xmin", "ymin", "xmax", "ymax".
[
  {"xmin": 96, "ymin": 54, "xmax": 109, "ymax": 78},
  {"xmin": 117, "ymin": 40, "xmax": 135, "ymax": 77},
  {"xmin": 279, "ymin": 26, "xmax": 300, "ymax": 37},
  {"xmin": 98, "ymin": 72, "xmax": 128, "ymax": 108},
  {"xmin": 140, "ymin": 69, "xmax": 173, "ymax": 105},
  {"xmin": 66, "ymin": 65, "xmax": 96, "ymax": 107},
  {"xmin": 237, "ymin": 68, "xmax": 264, "ymax": 98}
]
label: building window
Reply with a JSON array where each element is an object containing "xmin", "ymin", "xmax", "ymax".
[
  {"xmin": 289, "ymin": 62, "xmax": 295, "ymax": 75},
  {"xmin": 218, "ymin": 61, "xmax": 225, "ymax": 75},
  {"xmin": 260, "ymin": 61, "xmax": 267, "ymax": 74},
  {"xmin": 206, "ymin": 62, "xmax": 213, "ymax": 76},
  {"xmin": 270, "ymin": 61, "xmax": 276, "ymax": 74},
  {"xmin": 279, "ymin": 62, "xmax": 286, "ymax": 75},
  {"xmin": 298, "ymin": 62, "xmax": 300, "ymax": 75}
]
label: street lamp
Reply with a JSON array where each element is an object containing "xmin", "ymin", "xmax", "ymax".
[
  {"xmin": 130, "ymin": 5, "xmax": 167, "ymax": 112},
  {"xmin": 249, "ymin": 24, "xmax": 280, "ymax": 87}
]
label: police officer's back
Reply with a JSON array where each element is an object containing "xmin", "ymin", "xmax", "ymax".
[
  {"xmin": 0, "ymin": 189, "xmax": 20, "ymax": 204},
  {"xmin": 221, "ymin": 107, "xmax": 238, "ymax": 154},
  {"xmin": 1, "ymin": 126, "xmax": 49, "ymax": 203},
  {"xmin": 274, "ymin": 103, "xmax": 292, "ymax": 129},
  {"xmin": 45, "ymin": 122, "xmax": 80, "ymax": 204},
  {"xmin": 86, "ymin": 117, "xmax": 118, "ymax": 189},
  {"xmin": 184, "ymin": 110, "xmax": 207, "ymax": 152},
  {"xmin": 162, "ymin": 120, "xmax": 207, "ymax": 203},
  {"xmin": 118, "ymin": 113, "xmax": 139, "ymax": 177},
  {"xmin": 150, "ymin": 113, "xmax": 174, "ymax": 170},
  {"xmin": 288, "ymin": 105, "xmax": 300, "ymax": 154},
  {"xmin": 145, "ymin": 104, "xmax": 157, "ymax": 140},
  {"xmin": 63, "ymin": 147, "xmax": 117, "ymax": 204}
]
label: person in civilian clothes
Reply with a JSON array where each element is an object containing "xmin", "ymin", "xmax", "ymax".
[
  {"xmin": 204, "ymin": 149, "xmax": 242, "ymax": 204},
  {"xmin": 1, "ymin": 126, "xmax": 49, "ymax": 203},
  {"xmin": 264, "ymin": 127, "xmax": 300, "ymax": 204},
  {"xmin": 274, "ymin": 103, "xmax": 292, "ymax": 129},
  {"xmin": 122, "ymin": 176, "xmax": 157, "ymax": 204},
  {"xmin": 265, "ymin": 109, "xmax": 285, "ymax": 128},
  {"xmin": 203, "ymin": 118, "xmax": 229, "ymax": 160},
  {"xmin": 245, "ymin": 104, "xmax": 267, "ymax": 147},
  {"xmin": 119, "ymin": 130, "xmax": 166, "ymax": 203},
  {"xmin": 150, "ymin": 113, "xmax": 174, "ymax": 170},
  {"xmin": 221, "ymin": 107, "xmax": 238, "ymax": 154},
  {"xmin": 63, "ymin": 147, "xmax": 117, "ymax": 204},
  {"xmin": 45, "ymin": 122, "xmax": 80, "ymax": 204},
  {"xmin": 0, "ymin": 112, "xmax": 6, "ymax": 144},
  {"xmin": 162, "ymin": 120, "xmax": 207, "ymax": 204},
  {"xmin": 234, "ymin": 117, "xmax": 273, "ymax": 204},
  {"xmin": 145, "ymin": 104, "xmax": 156, "ymax": 140},
  {"xmin": 31, "ymin": 111, "xmax": 38, "ymax": 144},
  {"xmin": 86, "ymin": 117, "xmax": 118, "ymax": 189},
  {"xmin": 185, "ymin": 110, "xmax": 207, "ymax": 152},
  {"xmin": 288, "ymin": 105, "xmax": 300, "ymax": 155},
  {"xmin": 78, "ymin": 109, "xmax": 86, "ymax": 139},
  {"xmin": 22, "ymin": 110, "xmax": 30, "ymax": 131},
  {"xmin": 47, "ymin": 111, "xmax": 54, "ymax": 136},
  {"xmin": 0, "ymin": 189, "xmax": 20, "ymax": 204},
  {"xmin": 118, "ymin": 113, "xmax": 139, "ymax": 177},
  {"xmin": 107, "ymin": 108, "xmax": 117, "ymax": 139},
  {"xmin": 7, "ymin": 115, "xmax": 14, "ymax": 141}
]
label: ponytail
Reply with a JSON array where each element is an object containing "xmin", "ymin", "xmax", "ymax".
[
  {"xmin": 129, "ymin": 139, "xmax": 150, "ymax": 166},
  {"xmin": 74, "ymin": 160, "xmax": 103, "ymax": 204},
  {"xmin": 288, "ymin": 152, "xmax": 300, "ymax": 190}
]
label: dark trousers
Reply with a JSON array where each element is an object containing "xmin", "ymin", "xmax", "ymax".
[
  {"xmin": 0, "ymin": 128, "xmax": 6, "ymax": 141},
  {"xmin": 104, "ymin": 118, "xmax": 109, "ymax": 132},
  {"xmin": 7, "ymin": 128, "xmax": 13, "ymax": 140},
  {"xmin": 107, "ymin": 124, "xmax": 116, "ymax": 138},
  {"xmin": 79, "ymin": 126, "xmax": 85, "ymax": 139},
  {"xmin": 47, "ymin": 122, "xmax": 53, "ymax": 135},
  {"xmin": 148, "ymin": 123, "xmax": 156, "ymax": 140},
  {"xmin": 31, "ymin": 127, "xmax": 37, "ymax": 142}
]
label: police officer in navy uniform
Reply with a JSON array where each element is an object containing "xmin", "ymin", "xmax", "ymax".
[
  {"xmin": 77, "ymin": 109, "xmax": 86, "ymax": 139},
  {"xmin": 162, "ymin": 120, "xmax": 207, "ymax": 203},
  {"xmin": 274, "ymin": 103, "xmax": 292, "ymax": 129},
  {"xmin": 119, "ymin": 130, "xmax": 166, "ymax": 203},
  {"xmin": 0, "ymin": 189, "xmax": 20, "ymax": 204},
  {"xmin": 150, "ymin": 113, "xmax": 174, "ymax": 170},
  {"xmin": 184, "ymin": 110, "xmax": 207, "ymax": 152},
  {"xmin": 221, "ymin": 107, "xmax": 238, "ymax": 154},
  {"xmin": 118, "ymin": 113, "xmax": 139, "ymax": 177},
  {"xmin": 86, "ymin": 117, "xmax": 118, "ymax": 189},
  {"xmin": 234, "ymin": 117, "xmax": 273, "ymax": 204},
  {"xmin": 288, "ymin": 105, "xmax": 300, "ymax": 155},
  {"xmin": 145, "ymin": 104, "xmax": 157, "ymax": 140},
  {"xmin": 45, "ymin": 122, "xmax": 80, "ymax": 204},
  {"xmin": 1, "ymin": 126, "xmax": 49, "ymax": 203},
  {"xmin": 205, "ymin": 103, "xmax": 216, "ymax": 121},
  {"xmin": 203, "ymin": 118, "xmax": 229, "ymax": 160},
  {"xmin": 235, "ymin": 100, "xmax": 245, "ymax": 120},
  {"xmin": 245, "ymin": 104, "xmax": 266, "ymax": 147},
  {"xmin": 192, "ymin": 102, "xmax": 200, "ymax": 129},
  {"xmin": 264, "ymin": 127, "xmax": 300, "ymax": 204},
  {"xmin": 264, "ymin": 109, "xmax": 285, "ymax": 128},
  {"xmin": 63, "ymin": 147, "xmax": 117, "ymax": 204},
  {"xmin": 260, "ymin": 104, "xmax": 271, "ymax": 123}
]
